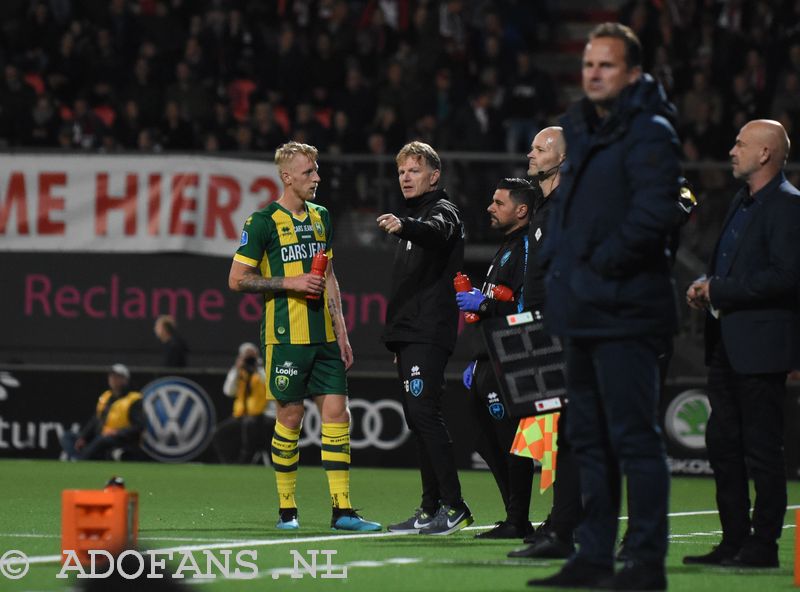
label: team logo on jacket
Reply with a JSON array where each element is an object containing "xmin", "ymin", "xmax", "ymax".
[
  {"xmin": 487, "ymin": 391, "xmax": 505, "ymax": 420},
  {"xmin": 409, "ymin": 379, "xmax": 424, "ymax": 397},
  {"xmin": 500, "ymin": 251, "xmax": 511, "ymax": 266},
  {"xmin": 240, "ymin": 230, "xmax": 248, "ymax": 246}
]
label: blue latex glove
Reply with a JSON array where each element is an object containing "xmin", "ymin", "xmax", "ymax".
[
  {"xmin": 456, "ymin": 288, "xmax": 485, "ymax": 312},
  {"xmin": 463, "ymin": 361, "xmax": 476, "ymax": 390}
]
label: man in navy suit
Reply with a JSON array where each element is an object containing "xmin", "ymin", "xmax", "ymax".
[
  {"xmin": 528, "ymin": 22, "xmax": 681, "ymax": 591},
  {"xmin": 684, "ymin": 119, "xmax": 800, "ymax": 568}
]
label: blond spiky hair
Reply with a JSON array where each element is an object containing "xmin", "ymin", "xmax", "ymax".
[
  {"xmin": 275, "ymin": 141, "xmax": 319, "ymax": 172},
  {"xmin": 395, "ymin": 141, "xmax": 441, "ymax": 172}
]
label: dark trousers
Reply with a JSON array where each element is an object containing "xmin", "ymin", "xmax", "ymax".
[
  {"xmin": 61, "ymin": 432, "xmax": 141, "ymax": 460},
  {"xmin": 395, "ymin": 342, "xmax": 463, "ymax": 511},
  {"xmin": 471, "ymin": 361, "xmax": 534, "ymax": 526},
  {"xmin": 548, "ymin": 408, "xmax": 582, "ymax": 541},
  {"xmin": 566, "ymin": 336, "xmax": 670, "ymax": 568},
  {"xmin": 706, "ymin": 340, "xmax": 787, "ymax": 547},
  {"xmin": 213, "ymin": 415, "xmax": 275, "ymax": 464}
]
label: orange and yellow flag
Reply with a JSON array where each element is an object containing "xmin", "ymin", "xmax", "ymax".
[{"xmin": 510, "ymin": 412, "xmax": 559, "ymax": 492}]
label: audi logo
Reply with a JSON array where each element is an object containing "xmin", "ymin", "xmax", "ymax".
[{"xmin": 299, "ymin": 398, "xmax": 411, "ymax": 450}]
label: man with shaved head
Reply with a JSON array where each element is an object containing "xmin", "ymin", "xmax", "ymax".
[
  {"xmin": 507, "ymin": 126, "xmax": 583, "ymax": 560},
  {"xmin": 685, "ymin": 120, "xmax": 800, "ymax": 568}
]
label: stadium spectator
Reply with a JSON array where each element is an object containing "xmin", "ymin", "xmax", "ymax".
[
  {"xmin": 251, "ymin": 101, "xmax": 285, "ymax": 153},
  {"xmin": 29, "ymin": 94, "xmax": 60, "ymax": 147},
  {"xmin": 204, "ymin": 97, "xmax": 237, "ymax": 151},
  {"xmin": 1, "ymin": 64, "xmax": 36, "ymax": 146},
  {"xmin": 503, "ymin": 52, "xmax": 555, "ymax": 153},
  {"xmin": 68, "ymin": 95, "xmax": 106, "ymax": 149},
  {"xmin": 529, "ymin": 23, "xmax": 680, "ymax": 590},
  {"xmin": 228, "ymin": 141, "xmax": 381, "ymax": 533},
  {"xmin": 378, "ymin": 141, "xmax": 472, "ymax": 535},
  {"xmin": 165, "ymin": 61, "xmax": 211, "ymax": 123},
  {"xmin": 153, "ymin": 314, "xmax": 189, "ymax": 368},
  {"xmin": 112, "ymin": 99, "xmax": 144, "ymax": 149},
  {"xmin": 453, "ymin": 87, "xmax": 502, "ymax": 151},
  {"xmin": 61, "ymin": 364, "xmax": 145, "ymax": 461},
  {"xmin": 334, "ymin": 64, "xmax": 376, "ymax": 139},
  {"xmin": 159, "ymin": 99, "xmax": 195, "ymax": 150},
  {"xmin": 681, "ymin": 71, "xmax": 723, "ymax": 126},
  {"xmin": 684, "ymin": 120, "xmax": 800, "ymax": 568},
  {"xmin": 213, "ymin": 342, "xmax": 275, "ymax": 465},
  {"xmin": 125, "ymin": 58, "xmax": 162, "ymax": 127},
  {"xmin": 457, "ymin": 178, "xmax": 536, "ymax": 540},
  {"xmin": 328, "ymin": 110, "xmax": 361, "ymax": 154}
]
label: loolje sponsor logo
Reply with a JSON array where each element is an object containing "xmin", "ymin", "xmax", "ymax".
[
  {"xmin": 275, "ymin": 361, "xmax": 299, "ymax": 377},
  {"xmin": 141, "ymin": 377, "xmax": 216, "ymax": 462},
  {"xmin": 664, "ymin": 389, "xmax": 711, "ymax": 451}
]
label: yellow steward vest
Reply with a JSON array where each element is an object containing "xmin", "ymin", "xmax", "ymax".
[{"xmin": 96, "ymin": 390, "xmax": 143, "ymax": 435}]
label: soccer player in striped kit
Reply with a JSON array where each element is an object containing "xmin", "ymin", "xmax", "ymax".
[{"xmin": 229, "ymin": 141, "xmax": 380, "ymax": 532}]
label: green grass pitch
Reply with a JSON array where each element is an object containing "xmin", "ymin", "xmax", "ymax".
[{"xmin": 0, "ymin": 459, "xmax": 797, "ymax": 591}]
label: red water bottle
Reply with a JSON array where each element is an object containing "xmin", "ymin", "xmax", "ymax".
[
  {"xmin": 307, "ymin": 251, "xmax": 328, "ymax": 300},
  {"xmin": 453, "ymin": 272, "xmax": 479, "ymax": 323},
  {"xmin": 492, "ymin": 285, "xmax": 514, "ymax": 302}
]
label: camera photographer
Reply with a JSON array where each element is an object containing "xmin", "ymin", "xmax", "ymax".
[{"xmin": 213, "ymin": 342, "xmax": 276, "ymax": 464}]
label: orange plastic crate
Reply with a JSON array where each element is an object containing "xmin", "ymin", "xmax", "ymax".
[{"xmin": 61, "ymin": 487, "xmax": 138, "ymax": 566}]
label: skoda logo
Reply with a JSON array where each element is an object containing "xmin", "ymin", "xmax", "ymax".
[
  {"xmin": 298, "ymin": 398, "xmax": 411, "ymax": 450},
  {"xmin": 664, "ymin": 389, "xmax": 710, "ymax": 451},
  {"xmin": 141, "ymin": 377, "xmax": 216, "ymax": 462}
]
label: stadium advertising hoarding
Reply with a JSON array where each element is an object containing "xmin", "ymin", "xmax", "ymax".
[
  {"xmin": 0, "ymin": 153, "xmax": 457, "ymax": 369},
  {"xmin": 1, "ymin": 365, "xmax": 799, "ymax": 479},
  {"xmin": 0, "ymin": 251, "xmax": 393, "ymax": 368},
  {"xmin": 0, "ymin": 368, "xmax": 465, "ymax": 468},
  {"xmin": 0, "ymin": 154, "xmax": 281, "ymax": 256}
]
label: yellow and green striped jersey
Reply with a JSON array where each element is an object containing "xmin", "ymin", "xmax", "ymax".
[{"xmin": 233, "ymin": 201, "xmax": 335, "ymax": 346}]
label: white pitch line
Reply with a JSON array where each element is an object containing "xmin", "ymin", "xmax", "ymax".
[
  {"xmin": 7, "ymin": 504, "xmax": 800, "ymax": 567},
  {"xmin": 0, "ymin": 533, "xmax": 243, "ymax": 543},
  {"xmin": 187, "ymin": 557, "xmax": 425, "ymax": 586}
]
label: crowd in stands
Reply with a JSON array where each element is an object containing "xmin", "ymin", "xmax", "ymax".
[{"xmin": 2, "ymin": 0, "xmax": 798, "ymax": 161}]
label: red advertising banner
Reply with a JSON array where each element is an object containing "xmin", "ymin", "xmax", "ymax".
[{"xmin": 0, "ymin": 154, "xmax": 280, "ymax": 256}]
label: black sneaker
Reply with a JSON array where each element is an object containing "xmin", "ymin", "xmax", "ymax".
[
  {"xmin": 387, "ymin": 508, "xmax": 435, "ymax": 533},
  {"xmin": 523, "ymin": 515, "xmax": 553, "ymax": 544},
  {"xmin": 720, "ymin": 541, "xmax": 779, "ymax": 568},
  {"xmin": 527, "ymin": 558, "xmax": 612, "ymax": 588},
  {"xmin": 508, "ymin": 531, "xmax": 575, "ymax": 559},
  {"xmin": 475, "ymin": 520, "xmax": 532, "ymax": 539},
  {"xmin": 601, "ymin": 561, "xmax": 666, "ymax": 590},
  {"xmin": 419, "ymin": 503, "xmax": 473, "ymax": 535},
  {"xmin": 683, "ymin": 543, "xmax": 740, "ymax": 565}
]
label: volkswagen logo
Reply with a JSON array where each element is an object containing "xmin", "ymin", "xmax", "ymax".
[
  {"xmin": 140, "ymin": 377, "xmax": 216, "ymax": 462},
  {"xmin": 664, "ymin": 389, "xmax": 711, "ymax": 451},
  {"xmin": 298, "ymin": 398, "xmax": 411, "ymax": 450}
]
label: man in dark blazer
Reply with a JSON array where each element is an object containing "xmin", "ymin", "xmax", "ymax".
[
  {"xmin": 684, "ymin": 119, "xmax": 800, "ymax": 568},
  {"xmin": 528, "ymin": 23, "xmax": 681, "ymax": 591}
]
